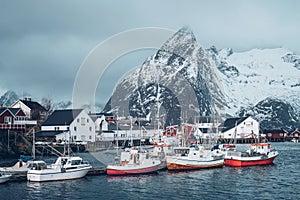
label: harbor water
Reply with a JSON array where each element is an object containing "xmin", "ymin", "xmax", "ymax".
[{"xmin": 0, "ymin": 142, "xmax": 299, "ymax": 200}]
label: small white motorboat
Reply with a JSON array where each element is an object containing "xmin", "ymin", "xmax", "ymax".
[
  {"xmin": 27, "ymin": 156, "xmax": 92, "ymax": 182},
  {"xmin": 0, "ymin": 172, "xmax": 12, "ymax": 184}
]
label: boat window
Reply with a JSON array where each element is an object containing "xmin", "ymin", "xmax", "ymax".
[
  {"xmin": 174, "ymin": 149, "xmax": 189, "ymax": 156},
  {"xmin": 71, "ymin": 160, "xmax": 81, "ymax": 165}
]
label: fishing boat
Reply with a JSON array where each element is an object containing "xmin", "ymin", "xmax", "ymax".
[
  {"xmin": 166, "ymin": 145, "xmax": 224, "ymax": 171},
  {"xmin": 106, "ymin": 147, "xmax": 161, "ymax": 176},
  {"xmin": 27, "ymin": 156, "xmax": 92, "ymax": 182},
  {"xmin": 224, "ymin": 143, "xmax": 279, "ymax": 167},
  {"xmin": 0, "ymin": 172, "xmax": 12, "ymax": 184}
]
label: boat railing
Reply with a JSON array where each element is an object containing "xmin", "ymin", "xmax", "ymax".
[{"xmin": 226, "ymin": 151, "xmax": 241, "ymax": 157}]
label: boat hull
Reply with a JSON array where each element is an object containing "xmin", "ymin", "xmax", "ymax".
[
  {"xmin": 166, "ymin": 157, "xmax": 224, "ymax": 171},
  {"xmin": 107, "ymin": 164, "xmax": 160, "ymax": 176},
  {"xmin": 27, "ymin": 167, "xmax": 91, "ymax": 182},
  {"xmin": 224, "ymin": 154, "xmax": 278, "ymax": 167},
  {"xmin": 0, "ymin": 174, "xmax": 12, "ymax": 184}
]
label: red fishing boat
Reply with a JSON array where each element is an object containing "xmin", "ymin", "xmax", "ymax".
[{"xmin": 224, "ymin": 143, "xmax": 278, "ymax": 167}]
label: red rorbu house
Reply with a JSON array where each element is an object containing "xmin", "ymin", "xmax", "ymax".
[
  {"xmin": 262, "ymin": 129, "xmax": 288, "ymax": 142},
  {"xmin": 289, "ymin": 130, "xmax": 300, "ymax": 142},
  {"xmin": 0, "ymin": 107, "xmax": 27, "ymax": 130},
  {"xmin": 164, "ymin": 125, "xmax": 178, "ymax": 136}
]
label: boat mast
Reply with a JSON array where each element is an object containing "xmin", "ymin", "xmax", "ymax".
[
  {"xmin": 116, "ymin": 114, "xmax": 119, "ymax": 156},
  {"xmin": 32, "ymin": 128, "xmax": 35, "ymax": 159},
  {"xmin": 130, "ymin": 116, "xmax": 133, "ymax": 147},
  {"xmin": 68, "ymin": 130, "xmax": 71, "ymax": 156}
]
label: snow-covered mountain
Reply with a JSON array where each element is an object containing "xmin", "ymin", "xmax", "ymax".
[
  {"xmin": 105, "ymin": 27, "xmax": 226, "ymax": 126},
  {"xmin": 208, "ymin": 46, "xmax": 300, "ymax": 130},
  {"xmin": 0, "ymin": 90, "xmax": 19, "ymax": 107},
  {"xmin": 104, "ymin": 27, "xmax": 300, "ymax": 130},
  {"xmin": 0, "ymin": 91, "xmax": 72, "ymax": 110}
]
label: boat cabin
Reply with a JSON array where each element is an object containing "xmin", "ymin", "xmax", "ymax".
[
  {"xmin": 29, "ymin": 161, "xmax": 47, "ymax": 170},
  {"xmin": 248, "ymin": 143, "xmax": 271, "ymax": 155}
]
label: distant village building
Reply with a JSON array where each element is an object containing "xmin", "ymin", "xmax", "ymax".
[
  {"xmin": 88, "ymin": 113, "xmax": 154, "ymax": 142},
  {"xmin": 289, "ymin": 129, "xmax": 300, "ymax": 139},
  {"xmin": 288, "ymin": 129, "xmax": 300, "ymax": 142},
  {"xmin": 262, "ymin": 129, "xmax": 288, "ymax": 142},
  {"xmin": 11, "ymin": 98, "xmax": 47, "ymax": 120},
  {"xmin": 36, "ymin": 109, "xmax": 96, "ymax": 142},
  {"xmin": 221, "ymin": 116, "xmax": 259, "ymax": 140}
]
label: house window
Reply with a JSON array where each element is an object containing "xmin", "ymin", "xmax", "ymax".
[
  {"xmin": 77, "ymin": 118, "xmax": 80, "ymax": 123},
  {"xmin": 89, "ymin": 127, "xmax": 92, "ymax": 131},
  {"xmin": 89, "ymin": 135, "xmax": 92, "ymax": 140},
  {"xmin": 73, "ymin": 136, "xmax": 77, "ymax": 140},
  {"xmin": 4, "ymin": 116, "xmax": 12, "ymax": 124},
  {"xmin": 268, "ymin": 133, "xmax": 272, "ymax": 137},
  {"xmin": 81, "ymin": 118, "xmax": 85, "ymax": 125},
  {"xmin": 87, "ymin": 119, "xmax": 89, "ymax": 123},
  {"xmin": 74, "ymin": 126, "xmax": 77, "ymax": 131}
]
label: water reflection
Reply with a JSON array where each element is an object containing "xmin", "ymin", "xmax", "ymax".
[{"xmin": 1, "ymin": 143, "xmax": 299, "ymax": 200}]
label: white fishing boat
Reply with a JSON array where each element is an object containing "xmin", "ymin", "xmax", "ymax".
[
  {"xmin": 106, "ymin": 147, "xmax": 161, "ymax": 175},
  {"xmin": 0, "ymin": 172, "xmax": 12, "ymax": 184},
  {"xmin": 27, "ymin": 156, "xmax": 92, "ymax": 182},
  {"xmin": 166, "ymin": 145, "xmax": 224, "ymax": 171}
]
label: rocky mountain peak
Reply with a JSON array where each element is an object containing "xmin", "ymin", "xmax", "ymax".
[
  {"xmin": 159, "ymin": 26, "xmax": 198, "ymax": 60},
  {"xmin": 106, "ymin": 27, "xmax": 226, "ymax": 125},
  {"xmin": 0, "ymin": 90, "xmax": 19, "ymax": 107}
]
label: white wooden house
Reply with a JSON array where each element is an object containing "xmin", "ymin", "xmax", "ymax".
[
  {"xmin": 221, "ymin": 116, "xmax": 259, "ymax": 139},
  {"xmin": 11, "ymin": 98, "xmax": 47, "ymax": 120},
  {"xmin": 37, "ymin": 109, "xmax": 96, "ymax": 142}
]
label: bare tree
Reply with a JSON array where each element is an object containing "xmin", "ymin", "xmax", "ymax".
[{"xmin": 42, "ymin": 96, "xmax": 54, "ymax": 117}]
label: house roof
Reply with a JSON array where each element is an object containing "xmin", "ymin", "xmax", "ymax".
[
  {"xmin": 8, "ymin": 108, "xmax": 22, "ymax": 116},
  {"xmin": 0, "ymin": 107, "xmax": 23, "ymax": 117},
  {"xmin": 35, "ymin": 131, "xmax": 64, "ymax": 137},
  {"xmin": 42, "ymin": 109, "xmax": 83, "ymax": 126},
  {"xmin": 263, "ymin": 129, "xmax": 287, "ymax": 134},
  {"xmin": 0, "ymin": 108, "xmax": 7, "ymax": 116},
  {"xmin": 222, "ymin": 117, "xmax": 248, "ymax": 132},
  {"xmin": 20, "ymin": 99, "xmax": 47, "ymax": 112}
]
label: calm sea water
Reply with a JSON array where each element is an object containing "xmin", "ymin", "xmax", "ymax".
[{"xmin": 0, "ymin": 143, "xmax": 299, "ymax": 200}]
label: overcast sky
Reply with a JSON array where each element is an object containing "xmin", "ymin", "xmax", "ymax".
[{"xmin": 1, "ymin": 0, "xmax": 300, "ymax": 107}]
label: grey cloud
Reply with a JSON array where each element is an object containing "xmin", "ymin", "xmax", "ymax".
[{"xmin": 1, "ymin": 0, "xmax": 300, "ymax": 105}]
